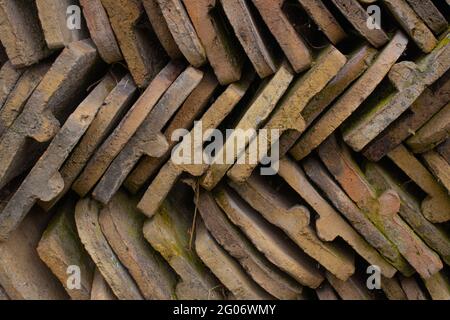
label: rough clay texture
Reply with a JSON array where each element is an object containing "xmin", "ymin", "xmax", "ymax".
[{"xmin": 1, "ymin": 0, "xmax": 450, "ymax": 301}]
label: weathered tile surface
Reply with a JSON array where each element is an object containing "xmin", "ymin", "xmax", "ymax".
[
  {"xmin": 399, "ymin": 275, "xmax": 428, "ymax": 300},
  {"xmin": 73, "ymin": 61, "xmax": 185, "ymax": 197},
  {"xmin": 93, "ymin": 67, "xmax": 203, "ymax": 204},
  {"xmin": 75, "ymin": 198, "xmax": 144, "ymax": 300},
  {"xmin": 37, "ymin": 197, "xmax": 95, "ymax": 300},
  {"xmin": 316, "ymin": 282, "xmax": 339, "ymax": 300},
  {"xmin": 319, "ymin": 135, "xmax": 443, "ymax": 278},
  {"xmin": 405, "ymin": 0, "xmax": 448, "ymax": 35},
  {"xmin": 278, "ymin": 158, "xmax": 397, "ymax": 277},
  {"xmin": 201, "ymin": 62, "xmax": 294, "ymax": 190},
  {"xmin": 137, "ymin": 72, "xmax": 254, "ymax": 218},
  {"xmin": 422, "ymin": 150, "xmax": 450, "ymax": 193},
  {"xmin": 157, "ymin": 0, "xmax": 206, "ymax": 67},
  {"xmin": 142, "ymin": 0, "xmax": 183, "ymax": 59},
  {"xmin": 220, "ymin": 0, "xmax": 277, "ymax": 78},
  {"xmin": 0, "ymin": 61, "xmax": 24, "ymax": 109},
  {"xmin": 365, "ymin": 162, "xmax": 450, "ymax": 266},
  {"xmin": 0, "ymin": 62, "xmax": 50, "ymax": 137},
  {"xmin": 406, "ymin": 103, "xmax": 450, "ymax": 154},
  {"xmin": 229, "ymin": 175, "xmax": 355, "ymax": 281},
  {"xmin": 99, "ymin": 191, "xmax": 177, "ymax": 300},
  {"xmin": 388, "ymin": 144, "xmax": 450, "ymax": 223},
  {"xmin": 124, "ymin": 70, "xmax": 219, "ymax": 193},
  {"xmin": 326, "ymin": 272, "xmax": 374, "ymax": 300},
  {"xmin": 197, "ymin": 188, "xmax": 304, "ymax": 300},
  {"xmin": 195, "ymin": 221, "xmax": 273, "ymax": 300},
  {"xmin": 290, "ymin": 31, "xmax": 408, "ymax": 160},
  {"xmin": 344, "ymin": 34, "xmax": 450, "ymax": 151},
  {"xmin": 303, "ymin": 156, "xmax": 413, "ymax": 275},
  {"xmin": 229, "ymin": 46, "xmax": 346, "ymax": 183},
  {"xmin": 0, "ymin": 284, "xmax": 8, "ymax": 300},
  {"xmin": 0, "ymin": 40, "xmax": 99, "ymax": 190},
  {"xmin": 0, "ymin": 205, "xmax": 68, "ymax": 300},
  {"xmin": 101, "ymin": 0, "xmax": 167, "ymax": 88},
  {"xmin": 40, "ymin": 73, "xmax": 136, "ymax": 211},
  {"xmin": 214, "ymin": 186, "xmax": 324, "ymax": 289},
  {"xmin": 183, "ymin": 0, "xmax": 243, "ymax": 84},
  {"xmin": 384, "ymin": 0, "xmax": 437, "ymax": 53},
  {"xmin": 143, "ymin": 197, "xmax": 223, "ymax": 300},
  {"xmin": 253, "ymin": 0, "xmax": 311, "ymax": 73},
  {"xmin": 36, "ymin": 0, "xmax": 88, "ymax": 49},
  {"xmin": 297, "ymin": 0, "xmax": 346, "ymax": 44},
  {"xmin": 90, "ymin": 268, "xmax": 117, "ymax": 300},
  {"xmin": 332, "ymin": 0, "xmax": 388, "ymax": 47},
  {"xmin": 80, "ymin": 0, "xmax": 123, "ymax": 63},
  {"xmin": 0, "ymin": 74, "xmax": 112, "ymax": 241},
  {"xmin": 1, "ymin": 0, "xmax": 449, "ymax": 302},
  {"xmin": 363, "ymin": 72, "xmax": 450, "ymax": 161},
  {"xmin": 437, "ymin": 139, "xmax": 450, "ymax": 164}
]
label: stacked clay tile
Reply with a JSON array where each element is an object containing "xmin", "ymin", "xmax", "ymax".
[{"xmin": 0, "ymin": 0, "xmax": 449, "ymax": 300}]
